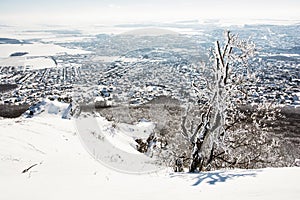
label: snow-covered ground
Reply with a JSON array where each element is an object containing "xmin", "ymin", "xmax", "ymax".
[
  {"xmin": 0, "ymin": 100, "xmax": 299, "ymax": 200},
  {"xmin": 0, "ymin": 56, "xmax": 57, "ymax": 70},
  {"xmin": 0, "ymin": 43, "xmax": 90, "ymax": 58},
  {"xmin": 0, "ymin": 42, "xmax": 90, "ymax": 69}
]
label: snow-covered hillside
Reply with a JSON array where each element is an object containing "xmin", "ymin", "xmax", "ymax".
[{"xmin": 0, "ymin": 102, "xmax": 299, "ymax": 200}]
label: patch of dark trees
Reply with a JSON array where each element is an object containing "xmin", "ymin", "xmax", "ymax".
[
  {"xmin": 0, "ymin": 84, "xmax": 18, "ymax": 93},
  {"xmin": 0, "ymin": 104, "xmax": 30, "ymax": 118}
]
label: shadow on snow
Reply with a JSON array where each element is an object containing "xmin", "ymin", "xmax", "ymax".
[{"xmin": 170, "ymin": 170, "xmax": 260, "ymax": 186}]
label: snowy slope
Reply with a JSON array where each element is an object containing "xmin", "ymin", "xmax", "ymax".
[{"xmin": 0, "ymin": 108, "xmax": 299, "ymax": 200}]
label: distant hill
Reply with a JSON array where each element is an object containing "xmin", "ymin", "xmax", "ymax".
[
  {"xmin": 10, "ymin": 52, "xmax": 28, "ymax": 57},
  {"xmin": 121, "ymin": 28, "xmax": 179, "ymax": 36},
  {"xmin": 0, "ymin": 38, "xmax": 23, "ymax": 44}
]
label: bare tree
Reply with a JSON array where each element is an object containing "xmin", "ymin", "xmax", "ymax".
[{"xmin": 181, "ymin": 31, "xmax": 265, "ymax": 172}]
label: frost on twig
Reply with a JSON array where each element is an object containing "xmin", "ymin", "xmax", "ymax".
[{"xmin": 180, "ymin": 31, "xmax": 283, "ymax": 172}]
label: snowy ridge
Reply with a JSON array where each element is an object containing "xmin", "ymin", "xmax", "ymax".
[{"xmin": 0, "ymin": 108, "xmax": 299, "ymax": 199}]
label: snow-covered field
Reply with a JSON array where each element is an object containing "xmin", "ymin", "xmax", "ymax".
[
  {"xmin": 0, "ymin": 100, "xmax": 299, "ymax": 200},
  {"xmin": 0, "ymin": 56, "xmax": 58, "ymax": 70},
  {"xmin": 0, "ymin": 43, "xmax": 90, "ymax": 70},
  {"xmin": 0, "ymin": 43, "xmax": 90, "ymax": 58},
  {"xmin": 0, "ymin": 25, "xmax": 91, "ymax": 70}
]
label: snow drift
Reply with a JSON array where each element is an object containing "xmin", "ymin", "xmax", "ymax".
[
  {"xmin": 24, "ymin": 99, "xmax": 72, "ymax": 119},
  {"xmin": 0, "ymin": 100, "xmax": 299, "ymax": 199}
]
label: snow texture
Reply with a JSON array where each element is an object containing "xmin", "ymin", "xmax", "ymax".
[{"xmin": 0, "ymin": 102, "xmax": 299, "ymax": 199}]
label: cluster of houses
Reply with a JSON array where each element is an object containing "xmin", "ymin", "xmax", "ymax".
[
  {"xmin": 0, "ymin": 32, "xmax": 299, "ymax": 110},
  {"xmin": 248, "ymin": 59, "xmax": 300, "ymax": 106},
  {"xmin": 0, "ymin": 65, "xmax": 77, "ymax": 105}
]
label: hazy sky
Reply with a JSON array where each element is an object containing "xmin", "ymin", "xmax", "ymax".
[{"xmin": 0, "ymin": 0, "xmax": 299, "ymax": 24}]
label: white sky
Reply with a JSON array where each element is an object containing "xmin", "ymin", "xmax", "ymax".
[{"xmin": 0, "ymin": 0, "xmax": 299, "ymax": 25}]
